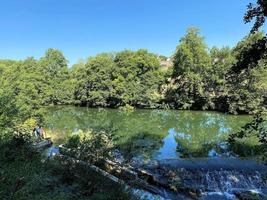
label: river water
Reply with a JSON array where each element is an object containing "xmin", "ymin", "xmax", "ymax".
[
  {"xmin": 45, "ymin": 106, "xmax": 267, "ymax": 199},
  {"xmin": 45, "ymin": 106, "xmax": 252, "ymax": 159}
]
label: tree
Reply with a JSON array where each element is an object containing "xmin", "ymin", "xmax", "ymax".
[
  {"xmin": 39, "ymin": 48, "xmax": 69, "ymax": 104},
  {"xmin": 227, "ymin": 1, "xmax": 267, "ymax": 158},
  {"xmin": 73, "ymin": 50, "xmax": 164, "ymax": 108},
  {"xmin": 210, "ymin": 47, "xmax": 234, "ymax": 79},
  {"xmin": 226, "ymin": 33, "xmax": 266, "ymax": 113},
  {"xmin": 209, "ymin": 47, "xmax": 235, "ymax": 111},
  {"xmin": 0, "ymin": 58, "xmax": 46, "ymax": 119},
  {"xmin": 0, "ymin": 60, "xmax": 17, "ymax": 76},
  {"xmin": 229, "ymin": 32, "xmax": 267, "ymax": 74},
  {"xmin": 244, "ymin": 0, "xmax": 267, "ymax": 33},
  {"xmin": 0, "ymin": 90, "xmax": 19, "ymax": 130},
  {"xmin": 172, "ymin": 27, "xmax": 211, "ymax": 77},
  {"xmin": 74, "ymin": 53, "xmax": 115, "ymax": 107},
  {"xmin": 113, "ymin": 49, "xmax": 164, "ymax": 107},
  {"xmin": 167, "ymin": 27, "xmax": 212, "ymax": 110},
  {"xmin": 229, "ymin": 1, "xmax": 267, "ymax": 74},
  {"xmin": 225, "ymin": 1, "xmax": 267, "ymax": 113}
]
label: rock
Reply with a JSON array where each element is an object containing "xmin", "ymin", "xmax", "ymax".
[
  {"xmin": 234, "ymin": 189, "xmax": 266, "ymax": 200},
  {"xmin": 178, "ymin": 187, "xmax": 202, "ymax": 199},
  {"xmin": 208, "ymin": 149, "xmax": 218, "ymax": 157}
]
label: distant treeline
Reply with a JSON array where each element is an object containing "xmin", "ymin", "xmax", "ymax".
[{"xmin": 0, "ymin": 28, "xmax": 266, "ymax": 116}]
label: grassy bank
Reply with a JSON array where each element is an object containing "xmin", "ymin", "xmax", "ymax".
[{"xmin": 0, "ymin": 136, "xmax": 133, "ymax": 200}]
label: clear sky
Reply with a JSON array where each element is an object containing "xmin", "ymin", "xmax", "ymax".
[{"xmin": 0, "ymin": 0, "xmax": 264, "ymax": 66}]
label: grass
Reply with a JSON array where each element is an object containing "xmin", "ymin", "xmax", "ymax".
[{"xmin": 0, "ymin": 136, "xmax": 135, "ymax": 200}]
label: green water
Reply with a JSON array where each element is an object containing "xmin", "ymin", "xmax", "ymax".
[{"xmin": 45, "ymin": 106, "xmax": 252, "ymax": 160}]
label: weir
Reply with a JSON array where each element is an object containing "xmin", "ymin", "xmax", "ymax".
[
  {"xmin": 152, "ymin": 158, "xmax": 267, "ymax": 171},
  {"xmin": 137, "ymin": 158, "xmax": 267, "ymax": 199},
  {"xmin": 58, "ymin": 144, "xmax": 267, "ymax": 200}
]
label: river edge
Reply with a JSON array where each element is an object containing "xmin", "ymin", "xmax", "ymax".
[
  {"xmin": 44, "ymin": 106, "xmax": 267, "ymax": 199},
  {"xmin": 49, "ymin": 143, "xmax": 267, "ymax": 200}
]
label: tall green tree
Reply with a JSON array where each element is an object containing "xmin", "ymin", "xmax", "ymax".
[
  {"xmin": 0, "ymin": 58, "xmax": 45, "ymax": 116},
  {"xmin": 73, "ymin": 50, "xmax": 164, "ymax": 108},
  {"xmin": 39, "ymin": 48, "xmax": 69, "ymax": 104},
  {"xmin": 74, "ymin": 53, "xmax": 115, "ymax": 106},
  {"xmin": 226, "ymin": 32, "xmax": 266, "ymax": 113},
  {"xmin": 113, "ymin": 49, "xmax": 164, "ymax": 107},
  {"xmin": 167, "ymin": 27, "xmax": 212, "ymax": 110},
  {"xmin": 209, "ymin": 47, "xmax": 235, "ymax": 111},
  {"xmin": 172, "ymin": 27, "xmax": 211, "ymax": 76}
]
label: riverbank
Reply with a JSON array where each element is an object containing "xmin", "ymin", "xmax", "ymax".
[
  {"xmin": 0, "ymin": 136, "xmax": 134, "ymax": 200},
  {"xmin": 57, "ymin": 141, "xmax": 267, "ymax": 200}
]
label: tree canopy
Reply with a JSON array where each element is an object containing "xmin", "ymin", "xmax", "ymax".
[
  {"xmin": 0, "ymin": 28, "xmax": 265, "ymax": 116},
  {"xmin": 244, "ymin": 0, "xmax": 267, "ymax": 32}
]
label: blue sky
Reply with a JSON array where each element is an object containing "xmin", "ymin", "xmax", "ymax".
[{"xmin": 0, "ymin": 0, "xmax": 264, "ymax": 66}]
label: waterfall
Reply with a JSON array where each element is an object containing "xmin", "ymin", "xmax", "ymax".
[
  {"xmin": 178, "ymin": 169, "xmax": 267, "ymax": 199},
  {"xmin": 142, "ymin": 158, "xmax": 267, "ymax": 199}
]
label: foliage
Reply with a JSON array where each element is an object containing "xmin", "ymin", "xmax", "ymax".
[
  {"xmin": 227, "ymin": 2, "xmax": 267, "ymax": 159},
  {"xmin": 0, "ymin": 30, "xmax": 265, "ymax": 114},
  {"xmin": 228, "ymin": 112, "xmax": 266, "ymax": 143},
  {"xmin": 163, "ymin": 27, "xmax": 266, "ymax": 114},
  {"xmin": 226, "ymin": 33, "xmax": 267, "ymax": 113},
  {"xmin": 244, "ymin": 0, "xmax": 267, "ymax": 33},
  {"xmin": 119, "ymin": 104, "xmax": 135, "ymax": 112},
  {"xmin": 172, "ymin": 27, "xmax": 211, "ymax": 76},
  {"xmin": 15, "ymin": 118, "xmax": 38, "ymax": 133},
  {"xmin": 0, "ymin": 135, "xmax": 133, "ymax": 200},
  {"xmin": 229, "ymin": 32, "xmax": 266, "ymax": 74},
  {"xmin": 74, "ymin": 53, "xmax": 115, "ymax": 107},
  {"xmin": 0, "ymin": 91, "xmax": 19, "ymax": 130},
  {"xmin": 39, "ymin": 48, "xmax": 72, "ymax": 105},
  {"xmin": 65, "ymin": 129, "xmax": 114, "ymax": 162},
  {"xmin": 166, "ymin": 28, "xmax": 221, "ymax": 110},
  {"xmin": 1, "ymin": 1, "xmax": 266, "ymax": 197},
  {"xmin": 73, "ymin": 50, "xmax": 165, "ymax": 108},
  {"xmin": 228, "ymin": 112, "xmax": 267, "ymax": 159}
]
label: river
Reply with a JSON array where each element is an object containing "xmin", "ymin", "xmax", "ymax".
[
  {"xmin": 45, "ymin": 106, "xmax": 254, "ymax": 159},
  {"xmin": 45, "ymin": 106, "xmax": 267, "ymax": 199}
]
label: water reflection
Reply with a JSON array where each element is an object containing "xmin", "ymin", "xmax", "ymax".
[
  {"xmin": 154, "ymin": 128, "xmax": 180, "ymax": 160},
  {"xmin": 45, "ymin": 106, "xmax": 251, "ymax": 159}
]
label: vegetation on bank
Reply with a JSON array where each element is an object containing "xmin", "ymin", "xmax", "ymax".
[
  {"xmin": 0, "ymin": 1, "xmax": 266, "ymax": 199},
  {"xmin": 0, "ymin": 120, "xmax": 133, "ymax": 200},
  {"xmin": 0, "ymin": 29, "xmax": 266, "ymax": 114}
]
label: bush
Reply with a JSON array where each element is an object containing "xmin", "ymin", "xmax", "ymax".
[
  {"xmin": 1, "ymin": 131, "xmax": 38, "ymax": 162},
  {"xmin": 119, "ymin": 104, "xmax": 135, "ymax": 112},
  {"xmin": 228, "ymin": 112, "xmax": 267, "ymax": 160},
  {"xmin": 65, "ymin": 129, "xmax": 114, "ymax": 162}
]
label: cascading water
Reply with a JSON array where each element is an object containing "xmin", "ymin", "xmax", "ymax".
[
  {"xmin": 199, "ymin": 170, "xmax": 267, "ymax": 198},
  {"xmin": 200, "ymin": 170, "xmax": 267, "ymax": 199},
  {"xmin": 126, "ymin": 126, "xmax": 267, "ymax": 199},
  {"xmin": 136, "ymin": 157, "xmax": 267, "ymax": 200}
]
